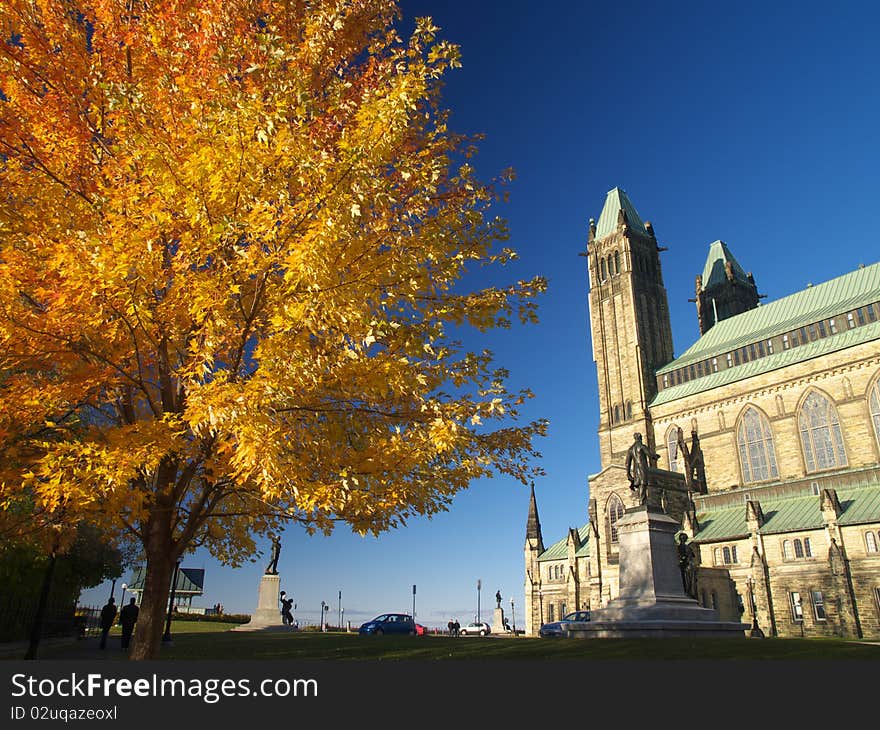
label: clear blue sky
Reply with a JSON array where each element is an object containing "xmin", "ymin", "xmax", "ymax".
[{"xmin": 81, "ymin": 0, "xmax": 880, "ymax": 629}]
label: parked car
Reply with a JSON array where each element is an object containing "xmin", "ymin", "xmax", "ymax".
[
  {"xmin": 459, "ymin": 621, "xmax": 491, "ymax": 636},
  {"xmin": 539, "ymin": 610, "xmax": 591, "ymax": 637},
  {"xmin": 358, "ymin": 613, "xmax": 417, "ymax": 636}
]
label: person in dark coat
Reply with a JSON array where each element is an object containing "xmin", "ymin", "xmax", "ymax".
[
  {"xmin": 119, "ymin": 598, "xmax": 139, "ymax": 649},
  {"xmin": 99, "ymin": 597, "xmax": 117, "ymax": 650}
]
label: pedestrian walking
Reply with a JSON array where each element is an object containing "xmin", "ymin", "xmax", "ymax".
[
  {"xmin": 119, "ymin": 598, "xmax": 139, "ymax": 650},
  {"xmin": 99, "ymin": 597, "xmax": 117, "ymax": 650}
]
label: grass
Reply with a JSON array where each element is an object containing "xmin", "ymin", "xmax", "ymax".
[{"xmin": 21, "ymin": 622, "xmax": 880, "ymax": 661}]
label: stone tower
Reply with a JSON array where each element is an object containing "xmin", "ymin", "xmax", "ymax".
[
  {"xmin": 586, "ymin": 188, "xmax": 674, "ymax": 467},
  {"xmin": 693, "ymin": 240, "xmax": 761, "ymax": 334},
  {"xmin": 523, "ymin": 482, "xmax": 544, "ymax": 636}
]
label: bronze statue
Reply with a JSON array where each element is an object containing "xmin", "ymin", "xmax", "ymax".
[
  {"xmin": 625, "ymin": 432, "xmax": 656, "ymax": 505},
  {"xmin": 495, "ymin": 590, "xmax": 502, "ymax": 608},
  {"xmin": 266, "ymin": 536, "xmax": 281, "ymax": 575},
  {"xmin": 677, "ymin": 534, "xmax": 697, "ymax": 599}
]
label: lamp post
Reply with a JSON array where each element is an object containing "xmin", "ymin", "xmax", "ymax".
[
  {"xmin": 476, "ymin": 579, "xmax": 481, "ymax": 623},
  {"xmin": 538, "ymin": 590, "xmax": 544, "ymax": 626},
  {"xmin": 120, "ymin": 584, "xmax": 127, "ymax": 606},
  {"xmin": 510, "ymin": 598, "xmax": 516, "ymax": 636},
  {"xmin": 109, "ymin": 578, "xmax": 116, "ymax": 602},
  {"xmin": 162, "ymin": 560, "xmax": 181, "ymax": 644},
  {"xmin": 338, "ymin": 590, "xmax": 342, "ymax": 630},
  {"xmin": 320, "ymin": 601, "xmax": 327, "ymax": 632},
  {"xmin": 746, "ymin": 577, "xmax": 765, "ymax": 639}
]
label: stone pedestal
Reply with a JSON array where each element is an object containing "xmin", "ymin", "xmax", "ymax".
[
  {"xmin": 232, "ymin": 574, "xmax": 287, "ymax": 632},
  {"xmin": 566, "ymin": 506, "xmax": 748, "ymax": 638},
  {"xmin": 491, "ymin": 606, "xmax": 510, "ymax": 634}
]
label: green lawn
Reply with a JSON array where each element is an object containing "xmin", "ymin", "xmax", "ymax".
[{"xmin": 27, "ymin": 622, "xmax": 880, "ymax": 661}]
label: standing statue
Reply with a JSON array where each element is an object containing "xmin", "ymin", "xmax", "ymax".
[
  {"xmin": 495, "ymin": 590, "xmax": 502, "ymax": 608},
  {"xmin": 625, "ymin": 432, "xmax": 657, "ymax": 505},
  {"xmin": 677, "ymin": 534, "xmax": 698, "ymax": 599},
  {"xmin": 265, "ymin": 536, "xmax": 281, "ymax": 575}
]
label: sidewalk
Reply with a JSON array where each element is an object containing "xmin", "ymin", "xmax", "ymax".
[{"xmin": 0, "ymin": 635, "xmax": 131, "ymax": 660}]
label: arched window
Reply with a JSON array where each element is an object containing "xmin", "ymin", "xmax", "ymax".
[
  {"xmin": 600, "ymin": 258, "xmax": 607, "ymax": 281},
  {"xmin": 608, "ymin": 494, "xmax": 625, "ymax": 544},
  {"xmin": 713, "ymin": 547, "xmax": 722, "ymax": 565},
  {"xmin": 700, "ymin": 590, "xmax": 708, "ymax": 608},
  {"xmin": 723, "ymin": 546, "xmax": 731, "ymax": 564},
  {"xmin": 783, "ymin": 540, "xmax": 794, "ymax": 560},
  {"xmin": 606, "ymin": 255, "xmax": 613, "ymax": 278},
  {"xmin": 613, "ymin": 405, "xmax": 620, "ymax": 424},
  {"xmin": 866, "ymin": 532, "xmax": 878, "ymax": 553},
  {"xmin": 548, "ymin": 567, "xmax": 552, "ymax": 580},
  {"xmin": 869, "ymin": 379, "xmax": 880, "ymax": 451},
  {"xmin": 625, "ymin": 401, "xmax": 633, "ymax": 420},
  {"xmin": 614, "ymin": 250, "xmax": 620, "ymax": 275},
  {"xmin": 803, "ymin": 538, "xmax": 812, "ymax": 558},
  {"xmin": 710, "ymin": 591, "xmax": 718, "ymax": 609},
  {"xmin": 737, "ymin": 407, "xmax": 779, "ymax": 483},
  {"xmin": 799, "ymin": 391, "xmax": 847, "ymax": 472},
  {"xmin": 548, "ymin": 605, "xmax": 554, "ymax": 622},
  {"xmin": 794, "ymin": 539, "xmax": 804, "ymax": 558},
  {"xmin": 666, "ymin": 426, "xmax": 681, "ymax": 472}
]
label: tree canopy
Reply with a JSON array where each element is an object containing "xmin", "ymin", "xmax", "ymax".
[{"xmin": 0, "ymin": 0, "xmax": 547, "ymax": 658}]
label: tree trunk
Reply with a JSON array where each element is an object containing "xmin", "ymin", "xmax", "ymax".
[
  {"xmin": 24, "ymin": 551, "xmax": 57, "ymax": 660},
  {"xmin": 129, "ymin": 517, "xmax": 175, "ymax": 660}
]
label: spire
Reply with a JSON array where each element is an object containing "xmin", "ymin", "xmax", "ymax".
[
  {"xmin": 525, "ymin": 482, "xmax": 543, "ymax": 546},
  {"xmin": 701, "ymin": 241, "xmax": 752, "ymax": 289},
  {"xmin": 695, "ymin": 240, "xmax": 762, "ymax": 334},
  {"xmin": 594, "ymin": 187, "xmax": 649, "ymax": 240}
]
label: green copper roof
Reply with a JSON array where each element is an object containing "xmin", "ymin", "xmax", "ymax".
[
  {"xmin": 693, "ymin": 483, "xmax": 880, "ymax": 542},
  {"xmin": 594, "ymin": 188, "xmax": 649, "ymax": 240},
  {"xmin": 652, "ymin": 261, "xmax": 880, "ymax": 405},
  {"xmin": 127, "ymin": 567, "xmax": 205, "ymax": 594},
  {"xmin": 538, "ymin": 525, "xmax": 591, "ymax": 560},
  {"xmin": 701, "ymin": 240, "xmax": 752, "ymax": 289},
  {"xmin": 652, "ymin": 318, "xmax": 880, "ymax": 405}
]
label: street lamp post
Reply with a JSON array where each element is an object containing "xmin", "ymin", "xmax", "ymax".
[
  {"xmin": 476, "ymin": 579, "xmax": 481, "ymax": 623},
  {"xmin": 746, "ymin": 577, "xmax": 765, "ymax": 639},
  {"xmin": 162, "ymin": 560, "xmax": 181, "ymax": 644},
  {"xmin": 510, "ymin": 598, "xmax": 516, "ymax": 636},
  {"xmin": 538, "ymin": 590, "xmax": 544, "ymax": 626},
  {"xmin": 109, "ymin": 578, "xmax": 116, "ymax": 602},
  {"xmin": 120, "ymin": 584, "xmax": 127, "ymax": 606},
  {"xmin": 320, "ymin": 601, "xmax": 327, "ymax": 632},
  {"xmin": 338, "ymin": 590, "xmax": 342, "ymax": 630}
]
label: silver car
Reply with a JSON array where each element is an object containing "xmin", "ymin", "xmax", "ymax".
[{"xmin": 459, "ymin": 621, "xmax": 491, "ymax": 636}]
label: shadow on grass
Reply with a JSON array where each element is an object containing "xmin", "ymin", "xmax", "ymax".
[{"xmin": 23, "ymin": 623, "xmax": 880, "ymax": 661}]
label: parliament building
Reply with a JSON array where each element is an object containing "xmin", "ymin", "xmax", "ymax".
[{"xmin": 524, "ymin": 188, "xmax": 880, "ymax": 638}]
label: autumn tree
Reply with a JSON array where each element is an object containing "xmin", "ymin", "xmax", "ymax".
[{"xmin": 0, "ymin": 0, "xmax": 547, "ymax": 659}]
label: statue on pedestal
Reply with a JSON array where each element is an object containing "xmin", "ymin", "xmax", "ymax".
[
  {"xmin": 677, "ymin": 534, "xmax": 698, "ymax": 599},
  {"xmin": 265, "ymin": 536, "xmax": 281, "ymax": 575},
  {"xmin": 625, "ymin": 432, "xmax": 657, "ymax": 505},
  {"xmin": 495, "ymin": 590, "xmax": 502, "ymax": 608}
]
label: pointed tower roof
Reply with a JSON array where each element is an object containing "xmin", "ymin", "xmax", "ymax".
[
  {"xmin": 525, "ymin": 482, "xmax": 543, "ymax": 546},
  {"xmin": 701, "ymin": 240, "xmax": 751, "ymax": 289},
  {"xmin": 594, "ymin": 187, "xmax": 649, "ymax": 240}
]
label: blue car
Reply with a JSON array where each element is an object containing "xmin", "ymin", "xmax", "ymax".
[
  {"xmin": 358, "ymin": 613, "xmax": 417, "ymax": 636},
  {"xmin": 539, "ymin": 610, "xmax": 591, "ymax": 638}
]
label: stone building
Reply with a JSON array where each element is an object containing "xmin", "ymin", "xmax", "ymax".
[{"xmin": 524, "ymin": 187, "xmax": 880, "ymax": 638}]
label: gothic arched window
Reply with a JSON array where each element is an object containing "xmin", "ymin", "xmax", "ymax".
[
  {"xmin": 614, "ymin": 250, "xmax": 621, "ymax": 275},
  {"xmin": 625, "ymin": 401, "xmax": 633, "ymax": 420},
  {"xmin": 608, "ymin": 494, "xmax": 625, "ymax": 544},
  {"xmin": 737, "ymin": 407, "xmax": 779, "ymax": 483},
  {"xmin": 666, "ymin": 426, "xmax": 681, "ymax": 472},
  {"xmin": 613, "ymin": 405, "xmax": 620, "ymax": 424},
  {"xmin": 600, "ymin": 258, "xmax": 607, "ymax": 281},
  {"xmin": 869, "ymin": 378, "xmax": 880, "ymax": 452},
  {"xmin": 783, "ymin": 540, "xmax": 794, "ymax": 560},
  {"xmin": 799, "ymin": 391, "xmax": 847, "ymax": 472}
]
